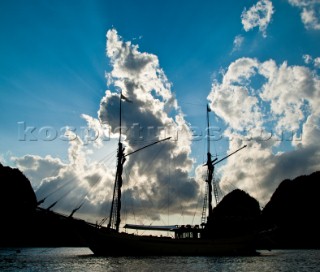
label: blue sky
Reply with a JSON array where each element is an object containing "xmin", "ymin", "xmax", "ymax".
[
  {"xmin": 1, "ymin": 0, "xmax": 320, "ymax": 225},
  {"xmin": 0, "ymin": 0, "xmax": 318, "ymax": 157}
]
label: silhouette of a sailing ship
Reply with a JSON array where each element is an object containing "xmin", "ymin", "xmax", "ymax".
[{"xmin": 78, "ymin": 91, "xmax": 259, "ymax": 256}]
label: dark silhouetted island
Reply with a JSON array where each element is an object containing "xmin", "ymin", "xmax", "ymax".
[
  {"xmin": 261, "ymin": 171, "xmax": 320, "ymax": 249},
  {"xmin": 0, "ymin": 163, "xmax": 85, "ymax": 247},
  {"xmin": 204, "ymin": 189, "xmax": 261, "ymax": 238},
  {"xmin": 0, "ymin": 162, "xmax": 319, "ymax": 249}
]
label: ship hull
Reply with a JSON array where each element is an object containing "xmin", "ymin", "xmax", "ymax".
[{"xmin": 81, "ymin": 225, "xmax": 258, "ymax": 256}]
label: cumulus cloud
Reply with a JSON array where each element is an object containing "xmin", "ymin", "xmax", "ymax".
[
  {"xmin": 288, "ymin": 0, "xmax": 320, "ymax": 30},
  {"xmin": 12, "ymin": 29, "xmax": 200, "ymax": 226},
  {"xmin": 209, "ymin": 58, "xmax": 263, "ymax": 132},
  {"xmin": 97, "ymin": 29, "xmax": 199, "ymax": 219},
  {"xmin": 207, "ymin": 57, "xmax": 320, "ymax": 205},
  {"xmin": 241, "ymin": 0, "xmax": 274, "ymax": 37}
]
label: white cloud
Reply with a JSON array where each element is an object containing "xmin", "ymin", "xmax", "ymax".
[
  {"xmin": 241, "ymin": 0, "xmax": 275, "ymax": 37},
  {"xmin": 232, "ymin": 35, "xmax": 244, "ymax": 53},
  {"xmin": 13, "ymin": 154, "xmax": 66, "ymax": 190},
  {"xmin": 0, "ymin": 154, "xmax": 5, "ymax": 164},
  {"xmin": 302, "ymin": 54, "xmax": 320, "ymax": 69},
  {"xmin": 259, "ymin": 61, "xmax": 318, "ymax": 132},
  {"xmin": 303, "ymin": 54, "xmax": 313, "ymax": 64},
  {"xmin": 208, "ymin": 58, "xmax": 263, "ymax": 132},
  {"xmin": 288, "ymin": 0, "xmax": 320, "ymax": 30},
  {"xmin": 207, "ymin": 57, "xmax": 320, "ymax": 205},
  {"xmin": 98, "ymin": 29, "xmax": 199, "ymax": 217},
  {"xmin": 314, "ymin": 57, "xmax": 320, "ymax": 68}
]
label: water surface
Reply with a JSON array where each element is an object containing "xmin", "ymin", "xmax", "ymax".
[{"xmin": 1, "ymin": 248, "xmax": 319, "ymax": 271}]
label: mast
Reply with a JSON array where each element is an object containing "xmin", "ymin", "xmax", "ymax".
[
  {"xmin": 202, "ymin": 104, "xmax": 247, "ymax": 224},
  {"xmin": 206, "ymin": 105, "xmax": 214, "ymax": 220},
  {"xmin": 107, "ymin": 91, "xmax": 126, "ymax": 232},
  {"xmin": 106, "ymin": 91, "xmax": 170, "ymax": 232}
]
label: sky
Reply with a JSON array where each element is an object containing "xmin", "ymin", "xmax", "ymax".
[{"xmin": 1, "ymin": 0, "xmax": 320, "ymax": 229}]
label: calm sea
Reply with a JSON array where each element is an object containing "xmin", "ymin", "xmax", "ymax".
[{"xmin": 0, "ymin": 248, "xmax": 319, "ymax": 272}]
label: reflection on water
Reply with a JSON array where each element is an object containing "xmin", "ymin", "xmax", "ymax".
[{"xmin": 1, "ymin": 248, "xmax": 320, "ymax": 272}]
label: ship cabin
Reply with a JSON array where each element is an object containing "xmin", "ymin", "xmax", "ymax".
[
  {"xmin": 124, "ymin": 224, "xmax": 202, "ymax": 239},
  {"xmin": 174, "ymin": 224, "xmax": 201, "ymax": 239}
]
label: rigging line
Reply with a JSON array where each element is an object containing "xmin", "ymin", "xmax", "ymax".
[
  {"xmin": 102, "ymin": 150, "xmax": 119, "ymax": 169},
  {"xmin": 36, "ymin": 179, "xmax": 71, "ymax": 205},
  {"xmin": 122, "ymin": 144, "xmax": 170, "ymax": 228},
  {"xmin": 45, "ymin": 185, "xmax": 73, "ymax": 211},
  {"xmin": 141, "ymin": 145, "xmax": 189, "ymax": 226},
  {"xmin": 94, "ymin": 149, "xmax": 114, "ymax": 163},
  {"xmin": 168, "ymin": 149, "xmax": 171, "ymax": 225},
  {"xmin": 39, "ymin": 169, "xmax": 99, "ymax": 210},
  {"xmin": 126, "ymin": 143, "xmax": 165, "ymax": 209},
  {"xmin": 191, "ymin": 180, "xmax": 205, "ymax": 225},
  {"xmin": 99, "ymin": 149, "xmax": 118, "ymax": 165},
  {"xmin": 141, "ymin": 144, "xmax": 175, "ymax": 216},
  {"xmin": 121, "ymin": 168, "xmax": 131, "ymax": 227},
  {"xmin": 45, "ymin": 158, "xmax": 111, "ymax": 213},
  {"xmin": 145, "ymin": 147, "xmax": 174, "ymax": 228},
  {"xmin": 137, "ymin": 146, "xmax": 172, "ymax": 225},
  {"xmin": 175, "ymin": 203, "xmax": 185, "ymax": 226},
  {"xmin": 36, "ymin": 176, "xmax": 80, "ymax": 207},
  {"xmin": 123, "ymin": 168, "xmax": 137, "ymax": 227},
  {"xmin": 68, "ymin": 174, "xmax": 103, "ymax": 217}
]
